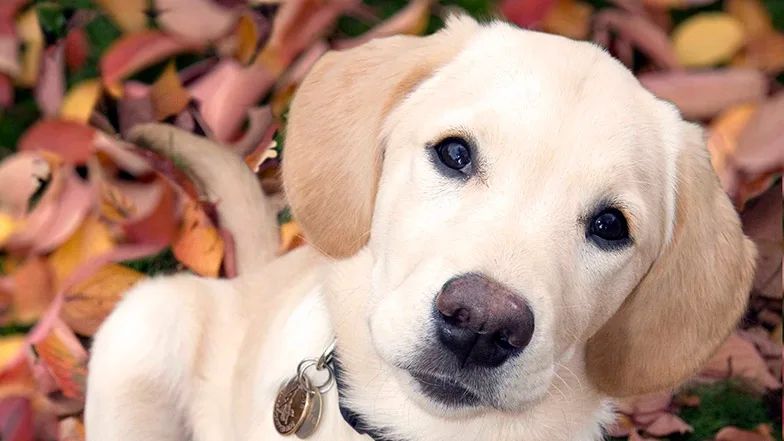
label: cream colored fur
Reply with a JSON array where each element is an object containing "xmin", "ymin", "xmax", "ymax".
[{"xmin": 84, "ymin": 16, "xmax": 757, "ymax": 441}]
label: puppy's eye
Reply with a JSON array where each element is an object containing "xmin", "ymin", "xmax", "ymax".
[
  {"xmin": 589, "ymin": 208, "xmax": 629, "ymax": 243},
  {"xmin": 434, "ymin": 137, "xmax": 472, "ymax": 172}
]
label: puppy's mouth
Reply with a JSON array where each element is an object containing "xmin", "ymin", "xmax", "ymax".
[{"xmin": 408, "ymin": 370, "xmax": 481, "ymax": 407}]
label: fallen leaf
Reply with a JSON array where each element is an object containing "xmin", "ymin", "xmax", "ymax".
[
  {"xmin": 17, "ymin": 119, "xmax": 97, "ymax": 164},
  {"xmin": 672, "ymin": 12, "xmax": 746, "ymax": 68},
  {"xmin": 279, "ymin": 220, "xmax": 305, "ymax": 253},
  {"xmin": 500, "ymin": 0, "xmax": 557, "ymax": 28},
  {"xmin": 715, "ymin": 425, "xmax": 777, "ymax": 441},
  {"xmin": 228, "ymin": 106, "xmax": 275, "ymax": 157},
  {"xmin": 234, "ymin": 14, "xmax": 259, "ymax": 65},
  {"xmin": 120, "ymin": 178, "xmax": 177, "ymax": 247},
  {"xmin": 639, "ymin": 69, "xmax": 767, "ymax": 120},
  {"xmin": 0, "ymin": 152, "xmax": 51, "ymax": 218},
  {"xmin": 60, "ymin": 79, "xmax": 102, "ymax": 124},
  {"xmin": 0, "ymin": 73, "xmax": 13, "ymax": 108},
  {"xmin": 592, "ymin": 9, "xmax": 681, "ymax": 70},
  {"xmin": 725, "ymin": 0, "xmax": 773, "ymax": 41},
  {"xmin": 92, "ymin": 0, "xmax": 147, "ymax": 33},
  {"xmin": 643, "ymin": 412, "xmax": 693, "ymax": 436},
  {"xmin": 117, "ymin": 81, "xmax": 155, "ymax": 137},
  {"xmin": 740, "ymin": 185, "xmax": 783, "ymax": 301},
  {"xmin": 34, "ymin": 45, "xmax": 65, "ymax": 118},
  {"xmin": 542, "ymin": 0, "xmax": 593, "ymax": 40},
  {"xmin": 31, "ymin": 318, "xmax": 87, "ymax": 400},
  {"xmin": 100, "ymin": 31, "xmax": 207, "ymax": 94},
  {"xmin": 155, "ymin": 0, "xmax": 239, "ymax": 43},
  {"xmin": 49, "ymin": 214, "xmax": 115, "ymax": 290},
  {"xmin": 14, "ymin": 8, "xmax": 44, "ymax": 88},
  {"xmin": 58, "ymin": 417, "xmax": 85, "ymax": 441},
  {"xmin": 1, "ymin": 257, "xmax": 54, "ymax": 325},
  {"xmin": 707, "ymin": 102, "xmax": 758, "ymax": 185},
  {"xmin": 172, "ymin": 201, "xmax": 224, "ymax": 277},
  {"xmin": 150, "ymin": 61, "xmax": 190, "ymax": 121},
  {"xmin": 333, "ymin": 0, "xmax": 434, "ymax": 50},
  {"xmin": 732, "ymin": 32, "xmax": 784, "ymax": 75},
  {"xmin": 0, "ymin": 396, "xmax": 35, "ymax": 441},
  {"xmin": 699, "ymin": 332, "xmax": 781, "ymax": 390},
  {"xmin": 61, "ymin": 263, "xmax": 144, "ymax": 336},
  {"xmin": 64, "ymin": 29, "xmax": 89, "ymax": 72}
]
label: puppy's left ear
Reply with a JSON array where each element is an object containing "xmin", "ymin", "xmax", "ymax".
[{"xmin": 585, "ymin": 121, "xmax": 757, "ymax": 397}]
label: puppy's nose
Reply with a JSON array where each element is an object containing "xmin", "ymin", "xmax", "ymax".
[{"xmin": 434, "ymin": 273, "xmax": 535, "ymax": 368}]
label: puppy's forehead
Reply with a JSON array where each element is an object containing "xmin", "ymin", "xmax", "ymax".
[{"xmin": 406, "ymin": 22, "xmax": 655, "ymax": 155}]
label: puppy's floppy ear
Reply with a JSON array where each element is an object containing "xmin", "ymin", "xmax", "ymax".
[
  {"xmin": 585, "ymin": 122, "xmax": 757, "ymax": 397},
  {"xmin": 282, "ymin": 15, "xmax": 480, "ymax": 258}
]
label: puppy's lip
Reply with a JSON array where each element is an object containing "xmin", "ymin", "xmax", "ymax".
[{"xmin": 408, "ymin": 370, "xmax": 481, "ymax": 407}]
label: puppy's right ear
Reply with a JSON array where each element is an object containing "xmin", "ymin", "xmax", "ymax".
[{"xmin": 282, "ymin": 15, "xmax": 480, "ymax": 258}]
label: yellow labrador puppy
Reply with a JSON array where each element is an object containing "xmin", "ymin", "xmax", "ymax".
[{"xmin": 84, "ymin": 15, "xmax": 757, "ymax": 441}]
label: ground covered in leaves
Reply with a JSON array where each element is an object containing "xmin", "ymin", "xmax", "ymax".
[{"xmin": 0, "ymin": 0, "xmax": 781, "ymax": 440}]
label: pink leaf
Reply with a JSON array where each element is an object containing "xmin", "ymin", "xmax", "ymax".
[
  {"xmin": 156, "ymin": 0, "xmax": 239, "ymax": 43},
  {"xmin": 500, "ymin": 0, "xmax": 557, "ymax": 28},
  {"xmin": 34, "ymin": 44, "xmax": 66, "ymax": 118},
  {"xmin": 17, "ymin": 119, "xmax": 97, "ymax": 164}
]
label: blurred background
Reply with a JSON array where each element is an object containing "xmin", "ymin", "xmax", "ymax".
[{"xmin": 0, "ymin": 0, "xmax": 781, "ymax": 440}]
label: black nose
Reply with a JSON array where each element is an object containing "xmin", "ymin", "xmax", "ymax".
[{"xmin": 434, "ymin": 273, "xmax": 535, "ymax": 368}]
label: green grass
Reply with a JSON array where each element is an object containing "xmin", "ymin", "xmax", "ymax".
[{"xmin": 122, "ymin": 247, "xmax": 181, "ymax": 276}]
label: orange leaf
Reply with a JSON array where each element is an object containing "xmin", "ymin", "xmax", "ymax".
[
  {"xmin": 542, "ymin": 0, "xmax": 593, "ymax": 40},
  {"xmin": 732, "ymin": 32, "xmax": 784, "ymax": 74},
  {"xmin": 150, "ymin": 61, "xmax": 190, "ymax": 121},
  {"xmin": 92, "ymin": 0, "xmax": 147, "ymax": 33},
  {"xmin": 234, "ymin": 14, "xmax": 259, "ymax": 65},
  {"xmin": 60, "ymin": 79, "xmax": 102, "ymax": 124},
  {"xmin": 31, "ymin": 319, "xmax": 88, "ymax": 400},
  {"xmin": 2, "ymin": 257, "xmax": 54, "ymax": 325},
  {"xmin": 14, "ymin": 8, "xmax": 43, "ymax": 87},
  {"xmin": 172, "ymin": 201, "xmax": 225, "ymax": 277},
  {"xmin": 279, "ymin": 220, "xmax": 305, "ymax": 254},
  {"xmin": 100, "ymin": 31, "xmax": 206, "ymax": 93},
  {"xmin": 707, "ymin": 102, "xmax": 759, "ymax": 179},
  {"xmin": 62, "ymin": 263, "xmax": 145, "ymax": 336},
  {"xmin": 725, "ymin": 0, "xmax": 773, "ymax": 41}
]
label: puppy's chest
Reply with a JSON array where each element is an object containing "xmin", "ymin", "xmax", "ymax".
[{"xmin": 226, "ymin": 287, "xmax": 367, "ymax": 441}]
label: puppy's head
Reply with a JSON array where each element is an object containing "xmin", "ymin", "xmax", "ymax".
[{"xmin": 283, "ymin": 16, "xmax": 756, "ymax": 416}]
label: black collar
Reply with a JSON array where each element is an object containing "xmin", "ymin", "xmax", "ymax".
[{"xmin": 332, "ymin": 356, "xmax": 408, "ymax": 441}]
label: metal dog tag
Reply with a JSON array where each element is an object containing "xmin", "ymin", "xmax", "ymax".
[
  {"xmin": 295, "ymin": 383, "xmax": 322, "ymax": 439},
  {"xmin": 273, "ymin": 378, "xmax": 313, "ymax": 436}
]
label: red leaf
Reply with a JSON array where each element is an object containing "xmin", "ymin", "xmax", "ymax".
[
  {"xmin": 0, "ymin": 397, "xmax": 34, "ymax": 441},
  {"xmin": 0, "ymin": 73, "xmax": 13, "ymax": 109},
  {"xmin": 64, "ymin": 29, "xmax": 89, "ymax": 73},
  {"xmin": 100, "ymin": 31, "xmax": 207, "ymax": 91},
  {"xmin": 17, "ymin": 119, "xmax": 97, "ymax": 164},
  {"xmin": 120, "ymin": 178, "xmax": 178, "ymax": 247},
  {"xmin": 500, "ymin": 0, "xmax": 557, "ymax": 28}
]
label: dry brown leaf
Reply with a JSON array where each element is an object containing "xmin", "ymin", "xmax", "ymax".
[
  {"xmin": 62, "ymin": 264, "xmax": 145, "ymax": 336},
  {"xmin": 172, "ymin": 201, "xmax": 225, "ymax": 278},
  {"xmin": 639, "ymin": 69, "xmax": 767, "ymax": 120},
  {"xmin": 740, "ymin": 185, "xmax": 782, "ymax": 301},
  {"xmin": 234, "ymin": 14, "xmax": 259, "ymax": 65},
  {"xmin": 707, "ymin": 102, "xmax": 758, "ymax": 186},
  {"xmin": 672, "ymin": 12, "xmax": 746, "ymax": 68},
  {"xmin": 542, "ymin": 0, "xmax": 594, "ymax": 40},
  {"xmin": 732, "ymin": 31, "xmax": 784, "ymax": 75}
]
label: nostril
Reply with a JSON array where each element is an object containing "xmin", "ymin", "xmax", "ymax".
[
  {"xmin": 493, "ymin": 330, "xmax": 518, "ymax": 351},
  {"xmin": 441, "ymin": 308, "xmax": 471, "ymax": 328}
]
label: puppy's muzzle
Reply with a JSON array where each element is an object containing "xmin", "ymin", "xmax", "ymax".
[{"xmin": 435, "ymin": 273, "xmax": 535, "ymax": 368}]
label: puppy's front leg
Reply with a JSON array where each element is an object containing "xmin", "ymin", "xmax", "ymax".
[{"xmin": 85, "ymin": 274, "xmax": 214, "ymax": 441}]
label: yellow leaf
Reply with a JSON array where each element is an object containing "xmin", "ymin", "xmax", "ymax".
[
  {"xmin": 32, "ymin": 320, "xmax": 88, "ymax": 400},
  {"xmin": 172, "ymin": 202, "xmax": 224, "ymax": 277},
  {"xmin": 60, "ymin": 80, "xmax": 103, "ymax": 124},
  {"xmin": 279, "ymin": 220, "xmax": 305, "ymax": 254},
  {"xmin": 672, "ymin": 13, "xmax": 746, "ymax": 68},
  {"xmin": 0, "ymin": 213, "xmax": 18, "ymax": 247},
  {"xmin": 15, "ymin": 8, "xmax": 44, "ymax": 87},
  {"xmin": 150, "ymin": 61, "xmax": 191, "ymax": 120},
  {"xmin": 0, "ymin": 336, "xmax": 26, "ymax": 367},
  {"xmin": 542, "ymin": 0, "xmax": 594, "ymax": 40},
  {"xmin": 93, "ymin": 0, "xmax": 148, "ymax": 33},
  {"xmin": 62, "ymin": 264, "xmax": 145, "ymax": 336},
  {"xmin": 234, "ymin": 15, "xmax": 259, "ymax": 65},
  {"xmin": 725, "ymin": 0, "xmax": 773, "ymax": 41},
  {"xmin": 49, "ymin": 214, "xmax": 115, "ymax": 290}
]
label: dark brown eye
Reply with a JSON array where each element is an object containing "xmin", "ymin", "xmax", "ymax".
[
  {"xmin": 589, "ymin": 208, "xmax": 630, "ymax": 246},
  {"xmin": 434, "ymin": 138, "xmax": 472, "ymax": 172}
]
